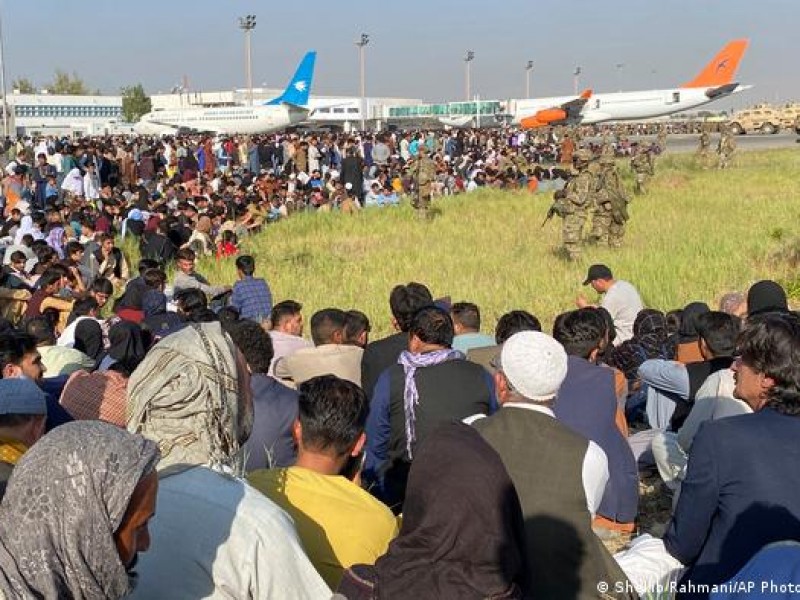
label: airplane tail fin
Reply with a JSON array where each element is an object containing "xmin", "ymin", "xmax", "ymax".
[
  {"xmin": 681, "ymin": 39, "xmax": 749, "ymax": 88},
  {"xmin": 266, "ymin": 51, "xmax": 316, "ymax": 106}
]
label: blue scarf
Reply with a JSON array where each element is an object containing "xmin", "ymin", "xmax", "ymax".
[{"xmin": 397, "ymin": 348, "xmax": 464, "ymax": 459}]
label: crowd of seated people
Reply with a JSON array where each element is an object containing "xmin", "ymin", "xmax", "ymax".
[{"xmin": 0, "ymin": 251, "xmax": 796, "ymax": 599}]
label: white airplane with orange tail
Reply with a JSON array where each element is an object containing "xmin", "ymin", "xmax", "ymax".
[{"xmin": 512, "ymin": 39, "xmax": 751, "ymax": 129}]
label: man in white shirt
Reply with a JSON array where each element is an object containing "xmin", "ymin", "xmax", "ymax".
[
  {"xmin": 83, "ymin": 162, "xmax": 101, "ymax": 200},
  {"xmin": 577, "ymin": 263, "xmax": 643, "ymax": 344},
  {"xmin": 269, "ymin": 299, "xmax": 313, "ymax": 376}
]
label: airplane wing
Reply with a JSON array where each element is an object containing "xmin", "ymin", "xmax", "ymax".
[{"xmin": 519, "ymin": 89, "xmax": 592, "ymax": 129}]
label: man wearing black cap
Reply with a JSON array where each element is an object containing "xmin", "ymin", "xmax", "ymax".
[
  {"xmin": 577, "ymin": 264, "xmax": 643, "ymax": 345},
  {"xmin": 746, "ymin": 280, "xmax": 788, "ymax": 319}
]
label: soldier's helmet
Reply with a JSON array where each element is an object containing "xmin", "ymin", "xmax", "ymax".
[
  {"xmin": 574, "ymin": 149, "xmax": 592, "ymax": 164},
  {"xmin": 599, "ymin": 154, "xmax": 615, "ymax": 167}
]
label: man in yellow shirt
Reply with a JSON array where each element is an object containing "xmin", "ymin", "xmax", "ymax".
[{"xmin": 249, "ymin": 375, "xmax": 398, "ymax": 589}]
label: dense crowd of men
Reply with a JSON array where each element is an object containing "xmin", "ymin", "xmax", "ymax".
[
  {"xmin": 0, "ymin": 123, "xmax": 794, "ymax": 600},
  {"xmin": 0, "ymin": 120, "xmax": 702, "ymax": 267}
]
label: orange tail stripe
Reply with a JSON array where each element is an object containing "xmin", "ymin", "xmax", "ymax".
[{"xmin": 682, "ymin": 39, "xmax": 749, "ymax": 88}]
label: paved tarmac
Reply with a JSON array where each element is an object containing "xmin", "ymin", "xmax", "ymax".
[{"xmin": 634, "ymin": 132, "xmax": 799, "ymax": 154}]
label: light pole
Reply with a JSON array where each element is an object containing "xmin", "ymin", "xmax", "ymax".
[
  {"xmin": 0, "ymin": 6, "xmax": 8, "ymax": 138},
  {"xmin": 615, "ymin": 63, "xmax": 624, "ymax": 92},
  {"xmin": 355, "ymin": 33, "xmax": 369, "ymax": 131},
  {"xmin": 573, "ymin": 66, "xmax": 581, "ymax": 95},
  {"xmin": 464, "ymin": 50, "xmax": 474, "ymax": 102},
  {"xmin": 525, "ymin": 60, "xmax": 533, "ymax": 98},
  {"xmin": 238, "ymin": 15, "xmax": 256, "ymax": 106}
]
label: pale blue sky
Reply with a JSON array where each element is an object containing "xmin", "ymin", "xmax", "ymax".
[{"xmin": 3, "ymin": 0, "xmax": 796, "ymax": 108}]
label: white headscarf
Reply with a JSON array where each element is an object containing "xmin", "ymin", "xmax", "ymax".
[
  {"xmin": 127, "ymin": 323, "xmax": 248, "ymax": 476},
  {"xmin": 13, "ymin": 215, "xmax": 43, "ymax": 245}
]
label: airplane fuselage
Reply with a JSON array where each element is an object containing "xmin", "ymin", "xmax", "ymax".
[
  {"xmin": 513, "ymin": 85, "xmax": 748, "ymax": 126},
  {"xmin": 134, "ymin": 104, "xmax": 309, "ymax": 136}
]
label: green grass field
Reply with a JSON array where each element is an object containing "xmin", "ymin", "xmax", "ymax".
[{"xmin": 140, "ymin": 149, "xmax": 800, "ymax": 338}]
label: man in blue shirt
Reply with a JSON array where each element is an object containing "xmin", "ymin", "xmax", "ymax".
[{"xmin": 230, "ymin": 255, "xmax": 273, "ymax": 324}]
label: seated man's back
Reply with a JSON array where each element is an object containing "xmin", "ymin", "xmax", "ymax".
[
  {"xmin": 554, "ymin": 309, "xmax": 639, "ymax": 526},
  {"xmin": 284, "ymin": 344, "xmax": 363, "ymax": 387},
  {"xmin": 365, "ymin": 306, "xmax": 496, "ymax": 511},
  {"xmin": 281, "ymin": 308, "xmax": 363, "ymax": 387},
  {"xmin": 249, "ymin": 466, "xmax": 398, "ymax": 589},
  {"xmin": 132, "ymin": 466, "xmax": 331, "ymax": 599}
]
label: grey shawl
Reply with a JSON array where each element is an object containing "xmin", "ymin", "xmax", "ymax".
[
  {"xmin": 0, "ymin": 421, "xmax": 160, "ymax": 599},
  {"xmin": 126, "ymin": 322, "xmax": 245, "ymax": 475}
]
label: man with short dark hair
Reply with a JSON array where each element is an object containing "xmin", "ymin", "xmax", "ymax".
[
  {"xmin": 88, "ymin": 277, "xmax": 114, "ymax": 311},
  {"xmin": 24, "ymin": 269, "xmax": 70, "ymax": 320},
  {"xmin": 173, "ymin": 247, "xmax": 228, "ymax": 298},
  {"xmin": 639, "ymin": 311, "xmax": 740, "ymax": 433},
  {"xmin": 365, "ymin": 305, "xmax": 497, "ymax": 511},
  {"xmin": 450, "ymin": 301, "xmax": 494, "ymax": 354},
  {"xmin": 249, "ymin": 375, "xmax": 398, "ymax": 589},
  {"xmin": 268, "ymin": 300, "xmax": 312, "ymax": 376},
  {"xmin": 94, "ymin": 233, "xmax": 129, "ymax": 287},
  {"xmin": 230, "ymin": 255, "xmax": 273, "ymax": 324},
  {"xmin": 0, "ymin": 332, "xmax": 72, "ymax": 431},
  {"xmin": 360, "ymin": 282, "xmax": 433, "ymax": 400},
  {"xmin": 553, "ymin": 308, "xmax": 639, "ymax": 535},
  {"xmin": 577, "ymin": 264, "xmax": 643, "ymax": 345},
  {"xmin": 637, "ymin": 311, "xmax": 741, "ymax": 488},
  {"xmin": 280, "ymin": 308, "xmax": 363, "ymax": 387},
  {"xmin": 114, "ymin": 258, "xmax": 160, "ymax": 314},
  {"xmin": 223, "ymin": 319, "xmax": 298, "ymax": 469},
  {"xmin": 0, "ymin": 378, "xmax": 48, "ymax": 499},
  {"xmin": 343, "ymin": 310, "xmax": 370, "ymax": 348},
  {"xmin": 466, "ymin": 309, "xmax": 542, "ymax": 372},
  {"xmin": 140, "ymin": 219, "xmax": 177, "ymax": 264}
]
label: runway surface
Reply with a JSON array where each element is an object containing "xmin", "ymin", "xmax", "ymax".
[{"xmin": 632, "ymin": 132, "xmax": 799, "ymax": 154}]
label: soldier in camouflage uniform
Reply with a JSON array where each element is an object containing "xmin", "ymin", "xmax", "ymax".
[
  {"xmin": 412, "ymin": 147, "xmax": 436, "ymax": 219},
  {"xmin": 602, "ymin": 156, "xmax": 631, "ymax": 247},
  {"xmin": 630, "ymin": 144, "xmax": 651, "ymax": 195},
  {"xmin": 656, "ymin": 124, "xmax": 668, "ymax": 154},
  {"xmin": 645, "ymin": 142, "xmax": 656, "ymax": 176},
  {"xmin": 513, "ymin": 151, "xmax": 529, "ymax": 181},
  {"xmin": 600, "ymin": 133, "xmax": 615, "ymax": 161},
  {"xmin": 717, "ymin": 123, "xmax": 736, "ymax": 170},
  {"xmin": 696, "ymin": 126, "xmax": 711, "ymax": 168},
  {"xmin": 588, "ymin": 155, "xmax": 613, "ymax": 245},
  {"xmin": 554, "ymin": 148, "xmax": 593, "ymax": 261}
]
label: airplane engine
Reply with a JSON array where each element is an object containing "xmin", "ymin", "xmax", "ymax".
[{"xmin": 520, "ymin": 108, "xmax": 567, "ymax": 129}]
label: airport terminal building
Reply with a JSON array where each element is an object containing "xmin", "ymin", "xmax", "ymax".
[
  {"xmin": 1, "ymin": 93, "xmax": 128, "ymax": 138},
  {"xmin": 2, "ymin": 87, "xmax": 511, "ymax": 137}
]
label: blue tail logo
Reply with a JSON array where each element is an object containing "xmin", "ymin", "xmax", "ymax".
[{"xmin": 266, "ymin": 51, "xmax": 316, "ymax": 106}]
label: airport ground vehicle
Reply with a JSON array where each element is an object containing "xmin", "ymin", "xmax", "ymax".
[
  {"xmin": 728, "ymin": 104, "xmax": 781, "ymax": 135},
  {"xmin": 776, "ymin": 102, "xmax": 800, "ymax": 131}
]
